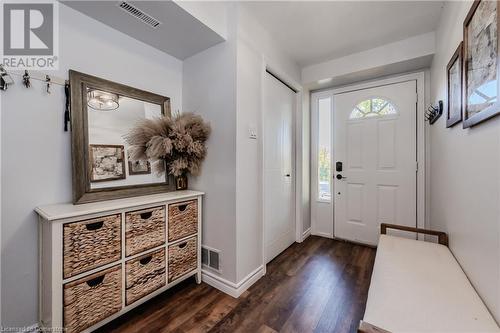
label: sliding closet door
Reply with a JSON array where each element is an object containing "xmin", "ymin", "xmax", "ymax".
[{"xmin": 263, "ymin": 72, "xmax": 296, "ymax": 264}]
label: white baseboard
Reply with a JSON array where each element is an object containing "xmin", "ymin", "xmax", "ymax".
[
  {"xmin": 302, "ymin": 227, "xmax": 311, "ymax": 241},
  {"xmin": 202, "ymin": 265, "xmax": 264, "ymax": 298},
  {"xmin": 312, "ymin": 231, "xmax": 334, "ymax": 239},
  {"xmin": 24, "ymin": 323, "xmax": 39, "ymax": 332}
]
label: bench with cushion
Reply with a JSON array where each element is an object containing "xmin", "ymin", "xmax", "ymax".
[{"xmin": 359, "ymin": 223, "xmax": 500, "ymax": 333}]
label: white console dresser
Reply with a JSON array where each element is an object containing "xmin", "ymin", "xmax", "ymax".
[{"xmin": 35, "ymin": 191, "xmax": 204, "ymax": 333}]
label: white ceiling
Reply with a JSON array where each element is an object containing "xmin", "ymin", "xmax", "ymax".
[
  {"xmin": 63, "ymin": 1, "xmax": 225, "ymax": 60},
  {"xmin": 243, "ymin": 1, "xmax": 444, "ymax": 67}
]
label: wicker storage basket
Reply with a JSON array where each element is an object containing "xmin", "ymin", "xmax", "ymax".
[
  {"xmin": 168, "ymin": 200, "xmax": 198, "ymax": 242},
  {"xmin": 63, "ymin": 265, "xmax": 122, "ymax": 333},
  {"xmin": 168, "ymin": 236, "xmax": 197, "ymax": 282},
  {"xmin": 125, "ymin": 206, "xmax": 165, "ymax": 256},
  {"xmin": 63, "ymin": 214, "xmax": 121, "ymax": 278},
  {"xmin": 125, "ymin": 248, "xmax": 166, "ymax": 305}
]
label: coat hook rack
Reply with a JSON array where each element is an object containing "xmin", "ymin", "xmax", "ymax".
[
  {"xmin": 0, "ymin": 65, "xmax": 71, "ymax": 131},
  {"xmin": 0, "ymin": 65, "xmax": 67, "ymax": 88},
  {"xmin": 425, "ymin": 100, "xmax": 443, "ymax": 125}
]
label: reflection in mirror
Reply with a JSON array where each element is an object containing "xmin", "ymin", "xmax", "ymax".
[
  {"xmin": 88, "ymin": 90, "xmax": 119, "ymax": 111},
  {"xmin": 87, "ymin": 88, "xmax": 165, "ymax": 189}
]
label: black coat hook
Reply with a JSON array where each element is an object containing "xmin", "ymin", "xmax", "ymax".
[
  {"xmin": 45, "ymin": 75, "xmax": 51, "ymax": 94},
  {"xmin": 426, "ymin": 100, "xmax": 443, "ymax": 124},
  {"xmin": 64, "ymin": 83, "xmax": 71, "ymax": 132},
  {"xmin": 0, "ymin": 65, "xmax": 13, "ymax": 91},
  {"xmin": 0, "ymin": 77, "xmax": 7, "ymax": 91},
  {"xmin": 22, "ymin": 70, "xmax": 31, "ymax": 88}
]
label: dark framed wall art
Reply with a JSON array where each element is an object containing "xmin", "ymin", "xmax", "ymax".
[
  {"xmin": 463, "ymin": 0, "xmax": 500, "ymax": 128},
  {"xmin": 447, "ymin": 42, "xmax": 464, "ymax": 127}
]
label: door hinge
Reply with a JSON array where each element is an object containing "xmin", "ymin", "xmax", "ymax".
[{"xmin": 416, "ymin": 161, "xmax": 419, "ymax": 172}]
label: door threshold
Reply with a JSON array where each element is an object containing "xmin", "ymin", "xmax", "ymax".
[{"xmin": 332, "ymin": 236, "xmax": 377, "ymax": 249}]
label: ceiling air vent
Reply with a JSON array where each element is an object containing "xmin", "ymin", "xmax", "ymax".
[{"xmin": 118, "ymin": 2, "xmax": 162, "ymax": 29}]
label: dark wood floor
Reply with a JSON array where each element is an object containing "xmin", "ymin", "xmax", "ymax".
[{"xmin": 97, "ymin": 236, "xmax": 376, "ymax": 333}]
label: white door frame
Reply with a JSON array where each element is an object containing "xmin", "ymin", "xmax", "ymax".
[
  {"xmin": 311, "ymin": 71, "xmax": 426, "ymax": 238},
  {"xmin": 260, "ymin": 61, "xmax": 303, "ymax": 274}
]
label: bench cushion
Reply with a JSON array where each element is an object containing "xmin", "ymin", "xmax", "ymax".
[{"xmin": 363, "ymin": 235, "xmax": 500, "ymax": 332}]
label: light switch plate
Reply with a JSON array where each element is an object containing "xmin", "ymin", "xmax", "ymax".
[{"xmin": 248, "ymin": 126, "xmax": 257, "ymax": 139}]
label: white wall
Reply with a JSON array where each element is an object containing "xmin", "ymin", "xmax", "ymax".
[
  {"xmin": 429, "ymin": 0, "xmax": 500, "ymax": 322},
  {"xmin": 302, "ymin": 32, "xmax": 435, "ymax": 85},
  {"xmin": 183, "ymin": 4, "xmax": 239, "ymax": 283},
  {"xmin": 174, "ymin": 1, "xmax": 228, "ymax": 40},
  {"xmin": 235, "ymin": 6, "xmax": 310, "ymax": 240},
  {"xmin": 237, "ymin": 6, "xmax": 300, "ymax": 86},
  {"xmin": 235, "ymin": 39, "xmax": 263, "ymax": 281},
  {"xmin": 184, "ymin": 3, "xmax": 304, "ymax": 285},
  {"xmin": 235, "ymin": 5, "xmax": 302, "ymax": 281},
  {"xmin": 0, "ymin": 3, "xmax": 182, "ymax": 327}
]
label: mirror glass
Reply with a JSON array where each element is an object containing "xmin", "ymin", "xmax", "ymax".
[{"xmin": 86, "ymin": 88, "xmax": 165, "ymax": 189}]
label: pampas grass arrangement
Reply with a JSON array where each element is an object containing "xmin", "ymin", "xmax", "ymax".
[{"xmin": 124, "ymin": 112, "xmax": 211, "ymax": 177}]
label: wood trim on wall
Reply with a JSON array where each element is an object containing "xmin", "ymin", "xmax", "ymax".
[{"xmin": 380, "ymin": 223, "xmax": 448, "ymax": 246}]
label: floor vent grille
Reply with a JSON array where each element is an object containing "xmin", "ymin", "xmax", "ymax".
[
  {"xmin": 118, "ymin": 2, "xmax": 161, "ymax": 29},
  {"xmin": 202, "ymin": 246, "xmax": 221, "ymax": 272}
]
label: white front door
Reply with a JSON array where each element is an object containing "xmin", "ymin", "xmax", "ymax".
[
  {"xmin": 334, "ymin": 80, "xmax": 417, "ymax": 245},
  {"xmin": 264, "ymin": 73, "xmax": 295, "ymax": 263}
]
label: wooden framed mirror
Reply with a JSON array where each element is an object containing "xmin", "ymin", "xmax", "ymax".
[{"xmin": 70, "ymin": 70, "xmax": 174, "ymax": 204}]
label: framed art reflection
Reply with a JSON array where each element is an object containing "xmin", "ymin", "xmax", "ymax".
[{"xmin": 89, "ymin": 144, "xmax": 125, "ymax": 182}]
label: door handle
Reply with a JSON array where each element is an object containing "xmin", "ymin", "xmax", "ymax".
[
  {"xmin": 285, "ymin": 174, "xmax": 291, "ymax": 177},
  {"xmin": 336, "ymin": 174, "xmax": 347, "ymax": 180}
]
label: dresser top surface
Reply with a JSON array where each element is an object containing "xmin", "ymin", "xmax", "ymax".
[{"xmin": 35, "ymin": 190, "xmax": 204, "ymax": 221}]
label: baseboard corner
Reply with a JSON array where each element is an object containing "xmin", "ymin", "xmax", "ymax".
[
  {"xmin": 202, "ymin": 265, "xmax": 264, "ymax": 298},
  {"xmin": 302, "ymin": 227, "xmax": 311, "ymax": 241},
  {"xmin": 312, "ymin": 231, "xmax": 334, "ymax": 239}
]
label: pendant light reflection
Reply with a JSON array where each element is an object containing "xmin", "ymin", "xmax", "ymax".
[{"xmin": 87, "ymin": 89, "xmax": 119, "ymax": 111}]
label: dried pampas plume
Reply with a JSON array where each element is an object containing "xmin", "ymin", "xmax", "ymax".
[{"xmin": 124, "ymin": 112, "xmax": 211, "ymax": 177}]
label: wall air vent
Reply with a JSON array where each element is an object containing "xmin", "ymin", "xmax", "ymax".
[
  {"xmin": 202, "ymin": 246, "xmax": 221, "ymax": 272},
  {"xmin": 118, "ymin": 2, "xmax": 162, "ymax": 29}
]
